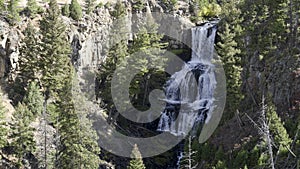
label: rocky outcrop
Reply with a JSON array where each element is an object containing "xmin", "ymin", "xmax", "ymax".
[
  {"xmin": 0, "ymin": 21, "xmax": 21, "ymax": 80},
  {"xmin": 67, "ymin": 7, "xmax": 112, "ymax": 74},
  {"xmin": 0, "ymin": 1, "xmax": 195, "ymax": 83}
]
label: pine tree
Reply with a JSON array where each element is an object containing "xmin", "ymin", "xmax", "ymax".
[
  {"xmin": 9, "ymin": 103, "xmax": 36, "ymax": 167},
  {"xmin": 0, "ymin": 92, "xmax": 8, "ymax": 150},
  {"xmin": 212, "ymin": 160, "xmax": 227, "ymax": 169},
  {"xmin": 216, "ymin": 0, "xmax": 243, "ymax": 120},
  {"xmin": 0, "ymin": 0, "xmax": 5, "ymax": 11},
  {"xmin": 96, "ymin": 0, "xmax": 128, "ymax": 121},
  {"xmin": 110, "ymin": 0, "xmax": 126, "ymax": 18},
  {"xmin": 127, "ymin": 144, "xmax": 146, "ymax": 169},
  {"xmin": 38, "ymin": 1, "xmax": 72, "ymax": 167},
  {"xmin": 126, "ymin": 13, "xmax": 168, "ymax": 107},
  {"xmin": 69, "ymin": 0, "xmax": 82, "ymax": 21},
  {"xmin": 55, "ymin": 68, "xmax": 101, "ymax": 169},
  {"xmin": 26, "ymin": 0, "xmax": 39, "ymax": 17},
  {"xmin": 266, "ymin": 101, "xmax": 292, "ymax": 153},
  {"xmin": 132, "ymin": 0, "xmax": 145, "ymax": 12},
  {"xmin": 23, "ymin": 81, "xmax": 43, "ymax": 119},
  {"xmin": 216, "ymin": 23, "xmax": 243, "ymax": 119},
  {"xmin": 62, "ymin": 4, "xmax": 70, "ymax": 17},
  {"xmin": 7, "ymin": 0, "xmax": 20, "ymax": 25},
  {"xmin": 85, "ymin": 0, "xmax": 95, "ymax": 14},
  {"xmin": 191, "ymin": 0, "xmax": 221, "ymax": 22},
  {"xmin": 19, "ymin": 23, "xmax": 40, "ymax": 85},
  {"xmin": 39, "ymin": 0, "xmax": 71, "ymax": 97}
]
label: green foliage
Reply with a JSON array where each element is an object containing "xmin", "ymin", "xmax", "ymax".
[
  {"xmin": 132, "ymin": 0, "xmax": 145, "ymax": 11},
  {"xmin": 96, "ymin": 2, "xmax": 104, "ymax": 8},
  {"xmin": 212, "ymin": 160, "xmax": 227, "ymax": 169},
  {"xmin": 104, "ymin": 2, "xmax": 111, "ymax": 8},
  {"xmin": 216, "ymin": 23, "xmax": 243, "ymax": 120},
  {"xmin": 127, "ymin": 144, "xmax": 146, "ymax": 169},
  {"xmin": 266, "ymin": 102, "xmax": 292, "ymax": 153},
  {"xmin": 248, "ymin": 145, "xmax": 261, "ymax": 167},
  {"xmin": 215, "ymin": 0, "xmax": 244, "ymax": 121},
  {"xmin": 8, "ymin": 0, "xmax": 20, "ymax": 25},
  {"xmin": 180, "ymin": 136, "xmax": 198, "ymax": 169},
  {"xmin": 19, "ymin": 23, "xmax": 40, "ymax": 85},
  {"xmin": 127, "ymin": 14, "xmax": 168, "ymax": 106},
  {"xmin": 110, "ymin": 0, "xmax": 126, "ymax": 19},
  {"xmin": 9, "ymin": 103, "xmax": 36, "ymax": 167},
  {"xmin": 191, "ymin": 0, "xmax": 221, "ymax": 22},
  {"xmin": 0, "ymin": 0, "xmax": 5, "ymax": 11},
  {"xmin": 162, "ymin": 0, "xmax": 178, "ymax": 11},
  {"xmin": 215, "ymin": 147, "xmax": 225, "ymax": 162},
  {"xmin": 197, "ymin": 142, "xmax": 215, "ymax": 161},
  {"xmin": 97, "ymin": 1, "xmax": 128, "ymax": 108},
  {"xmin": 233, "ymin": 149, "xmax": 248, "ymax": 168},
  {"xmin": 85, "ymin": 0, "xmax": 96, "ymax": 14},
  {"xmin": 23, "ymin": 81, "xmax": 43, "ymax": 119},
  {"xmin": 39, "ymin": 0, "xmax": 71, "ymax": 96},
  {"xmin": 26, "ymin": 0, "xmax": 39, "ymax": 17},
  {"xmin": 70, "ymin": 0, "xmax": 82, "ymax": 20},
  {"xmin": 257, "ymin": 152, "xmax": 268, "ymax": 168},
  {"xmin": 0, "ymin": 93, "xmax": 8, "ymax": 149},
  {"xmin": 62, "ymin": 4, "xmax": 70, "ymax": 17},
  {"xmin": 55, "ymin": 69, "xmax": 101, "ymax": 169}
]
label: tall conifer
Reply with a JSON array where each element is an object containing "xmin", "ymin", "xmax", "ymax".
[{"xmin": 127, "ymin": 144, "xmax": 146, "ymax": 169}]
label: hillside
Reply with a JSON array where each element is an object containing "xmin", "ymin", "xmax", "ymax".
[{"xmin": 0, "ymin": 0, "xmax": 299, "ymax": 169}]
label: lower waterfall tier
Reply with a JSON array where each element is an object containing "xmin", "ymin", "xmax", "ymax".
[{"xmin": 157, "ymin": 62, "xmax": 216, "ymax": 136}]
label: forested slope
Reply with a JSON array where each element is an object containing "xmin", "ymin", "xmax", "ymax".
[{"xmin": 0, "ymin": 0, "xmax": 299, "ymax": 168}]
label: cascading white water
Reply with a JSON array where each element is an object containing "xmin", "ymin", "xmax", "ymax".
[{"xmin": 157, "ymin": 22, "xmax": 217, "ymax": 137}]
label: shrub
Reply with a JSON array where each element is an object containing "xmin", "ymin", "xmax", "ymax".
[
  {"xmin": 62, "ymin": 4, "xmax": 70, "ymax": 17},
  {"xmin": 69, "ymin": 0, "xmax": 82, "ymax": 21}
]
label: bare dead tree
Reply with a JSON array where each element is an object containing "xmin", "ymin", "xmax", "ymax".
[
  {"xmin": 261, "ymin": 94, "xmax": 275, "ymax": 169},
  {"xmin": 180, "ymin": 136, "xmax": 198, "ymax": 169},
  {"xmin": 245, "ymin": 92, "xmax": 275, "ymax": 169}
]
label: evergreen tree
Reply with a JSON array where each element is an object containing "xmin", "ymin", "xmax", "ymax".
[
  {"xmin": 212, "ymin": 160, "xmax": 227, "ymax": 169},
  {"xmin": 191, "ymin": 0, "xmax": 221, "ymax": 22},
  {"xmin": 132, "ymin": 0, "xmax": 145, "ymax": 12},
  {"xmin": 23, "ymin": 81, "xmax": 43, "ymax": 119},
  {"xmin": 127, "ymin": 144, "xmax": 146, "ymax": 169},
  {"xmin": 26, "ymin": 0, "xmax": 39, "ymax": 17},
  {"xmin": 19, "ymin": 23, "xmax": 40, "ymax": 85},
  {"xmin": 69, "ymin": 0, "xmax": 82, "ymax": 21},
  {"xmin": 9, "ymin": 103, "xmax": 36, "ymax": 167},
  {"xmin": 216, "ymin": 0, "xmax": 243, "ymax": 120},
  {"xmin": 266, "ymin": 101, "xmax": 292, "ymax": 153},
  {"xmin": 96, "ymin": 0, "xmax": 128, "ymax": 121},
  {"xmin": 0, "ymin": 0, "xmax": 5, "ymax": 11},
  {"xmin": 85, "ymin": 0, "xmax": 95, "ymax": 14},
  {"xmin": 39, "ymin": 0, "xmax": 71, "ymax": 97},
  {"xmin": 62, "ymin": 3, "xmax": 70, "ymax": 17},
  {"xmin": 110, "ymin": 0, "xmax": 126, "ymax": 18},
  {"xmin": 0, "ymin": 92, "xmax": 8, "ymax": 150},
  {"xmin": 216, "ymin": 23, "xmax": 243, "ymax": 119},
  {"xmin": 126, "ymin": 13, "xmax": 168, "ymax": 107},
  {"xmin": 7, "ymin": 0, "xmax": 20, "ymax": 25},
  {"xmin": 38, "ymin": 1, "xmax": 72, "ymax": 167},
  {"xmin": 55, "ymin": 69, "xmax": 101, "ymax": 169}
]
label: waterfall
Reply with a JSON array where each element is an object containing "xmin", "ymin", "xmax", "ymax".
[{"xmin": 157, "ymin": 22, "xmax": 217, "ymax": 137}]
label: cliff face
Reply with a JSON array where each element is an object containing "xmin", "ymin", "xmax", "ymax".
[
  {"xmin": 0, "ymin": 1, "xmax": 194, "ymax": 82},
  {"xmin": 0, "ymin": 21, "xmax": 21, "ymax": 80}
]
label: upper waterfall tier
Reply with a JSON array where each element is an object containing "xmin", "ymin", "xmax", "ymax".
[{"xmin": 191, "ymin": 23, "xmax": 217, "ymax": 63}]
